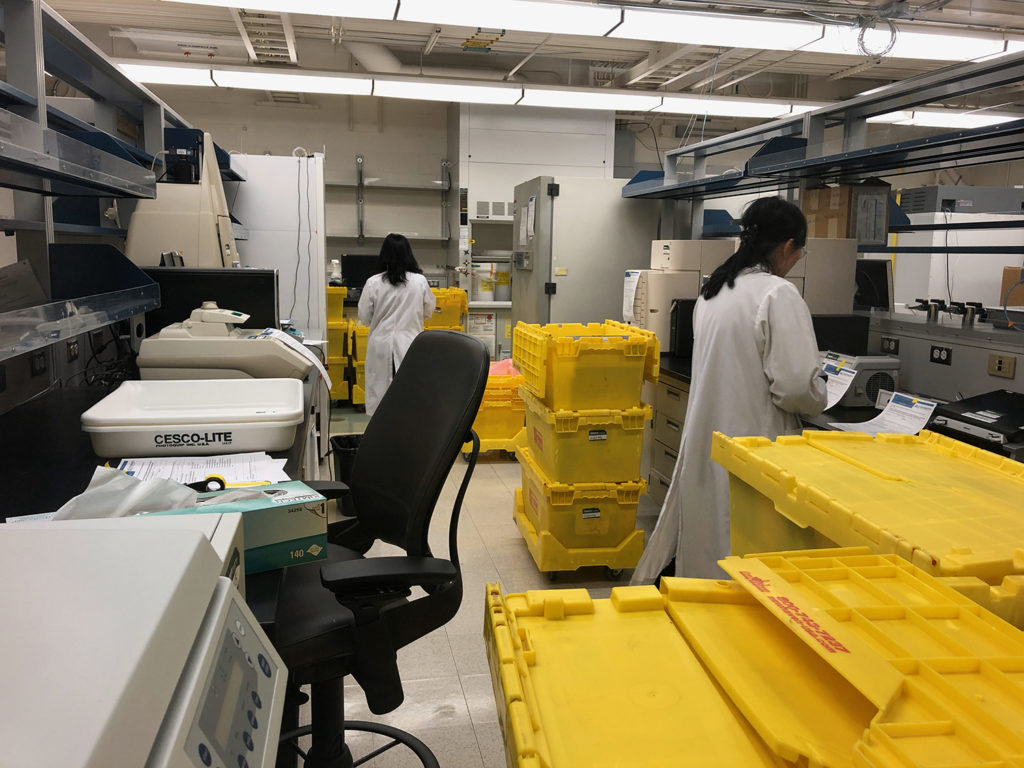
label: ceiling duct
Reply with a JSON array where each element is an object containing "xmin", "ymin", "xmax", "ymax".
[{"xmin": 344, "ymin": 41, "xmax": 513, "ymax": 81}]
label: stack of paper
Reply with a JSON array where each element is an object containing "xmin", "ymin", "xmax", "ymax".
[{"xmin": 115, "ymin": 451, "xmax": 290, "ymax": 485}]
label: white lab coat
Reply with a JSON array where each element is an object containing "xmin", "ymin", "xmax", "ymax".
[
  {"xmin": 358, "ymin": 272, "xmax": 436, "ymax": 414},
  {"xmin": 632, "ymin": 267, "xmax": 827, "ymax": 582}
]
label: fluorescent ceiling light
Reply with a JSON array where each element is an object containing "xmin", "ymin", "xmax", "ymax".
[
  {"xmin": 611, "ymin": 8, "xmax": 822, "ymax": 53},
  {"xmin": 869, "ymin": 109, "xmax": 1020, "ymax": 128},
  {"xmin": 656, "ymin": 95, "xmax": 792, "ymax": 118},
  {"xmin": 117, "ymin": 62, "xmax": 213, "ymax": 87},
  {"xmin": 212, "ymin": 68, "xmax": 372, "ymax": 95},
  {"xmin": 397, "ymin": 0, "xmax": 620, "ymax": 37},
  {"xmin": 374, "ymin": 78, "xmax": 522, "ymax": 105},
  {"xmin": 161, "ymin": 0, "xmax": 397, "ymax": 19},
  {"xmin": 805, "ymin": 25, "xmax": 1006, "ymax": 61},
  {"xmin": 520, "ymin": 86, "xmax": 661, "ymax": 111}
]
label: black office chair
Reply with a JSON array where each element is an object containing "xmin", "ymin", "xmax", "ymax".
[{"xmin": 270, "ymin": 330, "xmax": 489, "ymax": 768}]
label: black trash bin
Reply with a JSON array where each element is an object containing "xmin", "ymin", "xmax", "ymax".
[{"xmin": 330, "ymin": 433, "xmax": 362, "ymax": 485}]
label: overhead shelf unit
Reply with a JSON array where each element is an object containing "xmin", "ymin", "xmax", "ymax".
[
  {"xmin": 623, "ymin": 49, "xmax": 1024, "ymax": 238},
  {"xmin": 0, "ymin": 0, "xmax": 190, "ymax": 364}
]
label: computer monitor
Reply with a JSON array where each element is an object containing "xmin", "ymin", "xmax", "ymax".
[
  {"xmin": 854, "ymin": 259, "xmax": 894, "ymax": 311},
  {"xmin": 340, "ymin": 253, "xmax": 381, "ymax": 292},
  {"xmin": 143, "ymin": 267, "xmax": 280, "ymax": 335}
]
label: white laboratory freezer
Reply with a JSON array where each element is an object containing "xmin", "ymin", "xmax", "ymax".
[{"xmin": 511, "ymin": 176, "xmax": 661, "ymax": 325}]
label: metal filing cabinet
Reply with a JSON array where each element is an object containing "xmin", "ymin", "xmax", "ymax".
[{"xmin": 648, "ymin": 372, "xmax": 688, "ymax": 506}]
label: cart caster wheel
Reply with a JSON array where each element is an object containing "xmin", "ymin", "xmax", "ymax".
[
  {"xmin": 605, "ymin": 568, "xmax": 623, "ymax": 581},
  {"xmin": 461, "ymin": 452, "xmax": 472, "ymax": 462},
  {"xmin": 546, "ymin": 571, "xmax": 558, "ymax": 582}
]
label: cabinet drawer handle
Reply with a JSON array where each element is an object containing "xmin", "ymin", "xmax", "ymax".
[
  {"xmin": 659, "ymin": 478, "xmax": 670, "ymax": 489},
  {"xmin": 664, "ymin": 449, "xmax": 678, "ymax": 461},
  {"xmin": 666, "ymin": 388, "xmax": 681, "ymax": 400},
  {"xmin": 665, "ymin": 419, "xmax": 681, "ymax": 431}
]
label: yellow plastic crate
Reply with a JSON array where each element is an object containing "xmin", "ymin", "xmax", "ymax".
[
  {"xmin": 485, "ymin": 548, "xmax": 1024, "ymax": 768},
  {"xmin": 513, "ymin": 489, "xmax": 645, "ymax": 574},
  {"xmin": 351, "ymin": 384, "xmax": 365, "ymax": 406},
  {"xmin": 521, "ymin": 386, "xmax": 651, "ymax": 484},
  {"xmin": 350, "ymin": 360, "xmax": 365, "ymax": 390},
  {"xmin": 327, "ymin": 285, "xmax": 347, "ymax": 324},
  {"xmin": 425, "ymin": 287, "xmax": 468, "ymax": 330},
  {"xmin": 511, "ymin": 320, "xmax": 659, "ymax": 411},
  {"xmin": 350, "ymin": 324, "xmax": 369, "ymax": 361},
  {"xmin": 329, "ymin": 379, "xmax": 349, "ymax": 401},
  {"xmin": 517, "ymin": 445, "xmax": 644, "ymax": 557},
  {"xmin": 712, "ymin": 430, "xmax": 1024, "ymax": 584},
  {"xmin": 484, "ymin": 580, "xmax": 795, "ymax": 768},
  {"xmin": 470, "ymin": 395, "xmax": 525, "ymax": 442},
  {"xmin": 327, "ymin": 320, "xmax": 349, "ymax": 358},
  {"xmin": 484, "ymin": 372, "xmax": 525, "ymax": 398}
]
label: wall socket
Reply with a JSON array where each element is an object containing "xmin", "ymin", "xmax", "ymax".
[
  {"xmin": 929, "ymin": 345, "xmax": 953, "ymax": 366},
  {"xmin": 66, "ymin": 339, "xmax": 80, "ymax": 362},
  {"xmin": 880, "ymin": 336, "xmax": 900, "ymax": 355},
  {"xmin": 29, "ymin": 351, "xmax": 47, "ymax": 377},
  {"xmin": 988, "ymin": 354, "xmax": 1017, "ymax": 379}
]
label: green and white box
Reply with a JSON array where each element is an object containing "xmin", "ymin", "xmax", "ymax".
[{"xmin": 152, "ymin": 481, "xmax": 327, "ymax": 573}]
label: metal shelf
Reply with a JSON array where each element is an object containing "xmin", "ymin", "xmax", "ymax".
[
  {"xmin": 860, "ymin": 245, "xmax": 1024, "ymax": 255},
  {"xmin": 327, "ymin": 180, "xmax": 449, "ymax": 192},
  {"xmin": 469, "ymin": 217, "xmax": 513, "ymax": 224},
  {"xmin": 469, "ymin": 301, "xmax": 512, "ymax": 309},
  {"xmin": 890, "ymin": 219, "xmax": 1024, "ymax": 233},
  {"xmin": 326, "ymin": 232, "xmax": 450, "ymax": 242}
]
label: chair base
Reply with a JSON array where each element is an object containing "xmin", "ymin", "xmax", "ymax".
[
  {"xmin": 280, "ymin": 721, "xmax": 439, "ymax": 768},
  {"xmin": 278, "ymin": 678, "xmax": 440, "ymax": 768}
]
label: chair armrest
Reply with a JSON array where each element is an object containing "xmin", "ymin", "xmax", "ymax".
[
  {"xmin": 320, "ymin": 557, "xmax": 456, "ymax": 596},
  {"xmin": 304, "ymin": 480, "xmax": 350, "ymax": 501}
]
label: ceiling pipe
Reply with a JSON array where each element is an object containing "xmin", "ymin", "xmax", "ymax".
[{"xmin": 344, "ymin": 41, "xmax": 514, "ymax": 81}]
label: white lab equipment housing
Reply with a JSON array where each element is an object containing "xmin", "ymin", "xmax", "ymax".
[
  {"xmin": 138, "ymin": 303, "xmax": 315, "ymax": 380},
  {"xmin": 126, "ymin": 132, "xmax": 239, "ymax": 269},
  {"xmin": 0, "ymin": 525, "xmax": 286, "ymax": 768},
  {"xmin": 81, "ymin": 378, "xmax": 305, "ymax": 457}
]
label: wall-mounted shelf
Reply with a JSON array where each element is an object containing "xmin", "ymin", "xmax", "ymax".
[
  {"xmin": 327, "ymin": 180, "xmax": 449, "ymax": 192},
  {"xmin": 327, "ymin": 232, "xmax": 450, "ymax": 243},
  {"xmin": 468, "ymin": 301, "xmax": 511, "ymax": 309},
  {"xmin": 860, "ymin": 245, "xmax": 1024, "ymax": 255},
  {"xmin": 469, "ymin": 217, "xmax": 513, "ymax": 224}
]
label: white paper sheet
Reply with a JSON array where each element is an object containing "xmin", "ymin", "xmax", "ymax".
[
  {"xmin": 249, "ymin": 328, "xmax": 332, "ymax": 389},
  {"xmin": 829, "ymin": 392, "xmax": 938, "ymax": 436},
  {"xmin": 822, "ymin": 361, "xmax": 857, "ymax": 410},
  {"xmin": 116, "ymin": 452, "xmax": 290, "ymax": 485},
  {"xmin": 623, "ymin": 270, "xmax": 641, "ymax": 323}
]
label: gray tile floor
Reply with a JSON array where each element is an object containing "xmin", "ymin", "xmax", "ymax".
[{"xmin": 305, "ymin": 408, "xmax": 661, "ymax": 767}]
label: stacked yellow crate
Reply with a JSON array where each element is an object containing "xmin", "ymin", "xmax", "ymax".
[
  {"xmin": 424, "ymin": 287, "xmax": 468, "ymax": 331},
  {"xmin": 462, "ymin": 369, "xmax": 526, "ymax": 457},
  {"xmin": 348, "ymin": 323, "xmax": 368, "ymax": 406},
  {"xmin": 326, "ymin": 287, "xmax": 350, "ymax": 402},
  {"xmin": 511, "ymin": 320, "xmax": 658, "ymax": 579}
]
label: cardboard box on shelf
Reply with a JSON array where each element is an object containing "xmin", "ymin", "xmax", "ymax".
[
  {"xmin": 1001, "ymin": 266, "xmax": 1024, "ymax": 306},
  {"xmin": 802, "ymin": 179, "xmax": 891, "ymax": 245}
]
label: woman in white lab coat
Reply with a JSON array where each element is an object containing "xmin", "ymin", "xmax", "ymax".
[
  {"xmin": 632, "ymin": 197, "xmax": 827, "ymax": 582},
  {"xmin": 358, "ymin": 234, "xmax": 436, "ymax": 415}
]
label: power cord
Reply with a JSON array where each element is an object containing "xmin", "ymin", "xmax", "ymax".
[{"xmin": 1003, "ymin": 278, "xmax": 1024, "ymax": 333}]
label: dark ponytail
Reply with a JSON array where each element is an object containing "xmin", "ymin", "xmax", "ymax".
[
  {"xmin": 378, "ymin": 233, "xmax": 423, "ymax": 286},
  {"xmin": 701, "ymin": 197, "xmax": 807, "ymax": 300}
]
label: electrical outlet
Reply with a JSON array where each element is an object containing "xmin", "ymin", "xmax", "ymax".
[
  {"xmin": 66, "ymin": 339, "xmax": 80, "ymax": 362},
  {"xmin": 880, "ymin": 336, "xmax": 900, "ymax": 355},
  {"xmin": 30, "ymin": 351, "xmax": 47, "ymax": 377},
  {"xmin": 929, "ymin": 345, "xmax": 952, "ymax": 366},
  {"xmin": 988, "ymin": 353, "xmax": 1016, "ymax": 379}
]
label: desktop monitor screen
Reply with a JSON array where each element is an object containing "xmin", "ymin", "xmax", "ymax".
[
  {"xmin": 143, "ymin": 267, "xmax": 280, "ymax": 334},
  {"xmin": 854, "ymin": 259, "xmax": 894, "ymax": 311},
  {"xmin": 340, "ymin": 253, "xmax": 381, "ymax": 292}
]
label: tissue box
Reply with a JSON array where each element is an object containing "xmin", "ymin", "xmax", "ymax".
[{"xmin": 151, "ymin": 481, "xmax": 328, "ymax": 573}]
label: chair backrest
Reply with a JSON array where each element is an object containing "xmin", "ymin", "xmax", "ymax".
[{"xmin": 349, "ymin": 330, "xmax": 489, "ymax": 557}]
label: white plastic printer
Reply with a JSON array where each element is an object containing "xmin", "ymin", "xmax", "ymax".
[{"xmin": 138, "ymin": 301, "xmax": 314, "ymax": 380}]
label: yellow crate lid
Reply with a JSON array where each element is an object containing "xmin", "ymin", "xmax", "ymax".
[
  {"xmin": 714, "ymin": 548, "xmax": 1024, "ymax": 768},
  {"xmin": 430, "ymin": 286, "xmax": 468, "ymax": 310},
  {"xmin": 518, "ymin": 446, "xmax": 645, "ymax": 505},
  {"xmin": 712, "ymin": 430, "xmax": 1024, "ymax": 582},
  {"xmin": 484, "ymin": 583, "xmax": 793, "ymax": 768},
  {"xmin": 326, "ymin": 286, "xmax": 348, "ymax": 298},
  {"xmin": 519, "ymin": 385, "xmax": 651, "ymax": 432}
]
